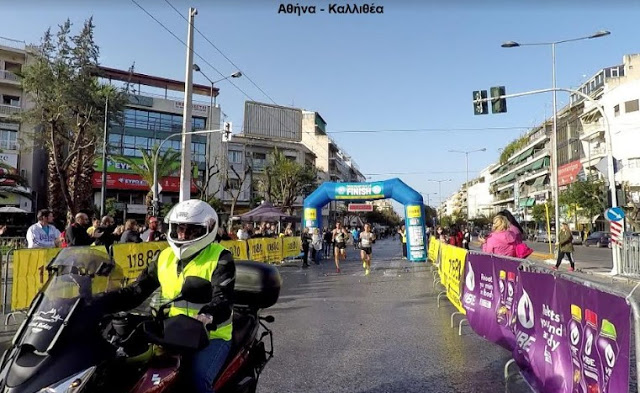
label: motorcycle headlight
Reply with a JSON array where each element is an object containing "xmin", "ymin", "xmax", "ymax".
[{"xmin": 38, "ymin": 366, "xmax": 96, "ymax": 393}]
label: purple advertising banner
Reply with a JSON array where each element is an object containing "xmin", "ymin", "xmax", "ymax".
[
  {"xmin": 462, "ymin": 253, "xmax": 522, "ymax": 351},
  {"xmin": 511, "ymin": 270, "xmax": 631, "ymax": 393}
]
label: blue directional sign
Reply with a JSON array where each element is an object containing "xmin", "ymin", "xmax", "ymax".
[{"xmin": 605, "ymin": 207, "xmax": 625, "ymax": 222}]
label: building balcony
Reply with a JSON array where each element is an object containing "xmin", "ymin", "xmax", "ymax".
[
  {"xmin": 580, "ymin": 119, "xmax": 605, "ymax": 141},
  {"xmin": 581, "ymin": 145, "xmax": 607, "ymax": 167},
  {"xmin": 492, "ymin": 149, "xmax": 550, "ymax": 185},
  {"xmin": 0, "ymin": 70, "xmax": 20, "ymax": 84},
  {"xmin": 0, "ymin": 104, "xmax": 22, "ymax": 117},
  {"xmin": 492, "ymin": 196, "xmax": 515, "ymax": 206}
]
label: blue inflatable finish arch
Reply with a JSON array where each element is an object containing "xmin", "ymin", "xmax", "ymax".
[{"xmin": 302, "ymin": 178, "xmax": 427, "ymax": 262}]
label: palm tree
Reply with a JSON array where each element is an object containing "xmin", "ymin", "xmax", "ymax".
[{"xmin": 115, "ymin": 145, "xmax": 181, "ymax": 211}]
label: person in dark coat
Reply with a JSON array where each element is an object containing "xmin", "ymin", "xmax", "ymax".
[
  {"xmin": 120, "ymin": 219, "xmax": 142, "ymax": 243},
  {"xmin": 65, "ymin": 213, "xmax": 98, "ymax": 246}
]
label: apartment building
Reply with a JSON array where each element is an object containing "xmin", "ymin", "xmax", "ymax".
[
  {"xmin": 489, "ymin": 123, "xmax": 552, "ymax": 223},
  {"xmin": 0, "ymin": 36, "xmax": 45, "ymax": 215},
  {"xmin": 466, "ymin": 164, "xmax": 497, "ymax": 219},
  {"xmin": 94, "ymin": 66, "xmax": 220, "ymax": 219}
]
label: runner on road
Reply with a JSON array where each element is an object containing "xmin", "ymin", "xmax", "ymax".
[
  {"xmin": 359, "ymin": 223, "xmax": 376, "ymax": 276},
  {"xmin": 332, "ymin": 222, "xmax": 347, "ymax": 273}
]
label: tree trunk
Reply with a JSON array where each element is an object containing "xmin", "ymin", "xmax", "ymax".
[{"xmin": 47, "ymin": 150, "xmax": 67, "ymax": 229}]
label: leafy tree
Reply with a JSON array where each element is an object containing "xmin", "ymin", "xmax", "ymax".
[
  {"xmin": 499, "ymin": 135, "xmax": 529, "ymax": 164},
  {"xmin": 472, "ymin": 214, "xmax": 491, "ymax": 228},
  {"xmin": 20, "ymin": 18, "xmax": 128, "ymax": 222},
  {"xmin": 261, "ymin": 148, "xmax": 318, "ymax": 214},
  {"xmin": 558, "ymin": 180, "xmax": 606, "ymax": 228},
  {"xmin": 104, "ymin": 197, "xmax": 119, "ymax": 218},
  {"xmin": 115, "ymin": 146, "xmax": 181, "ymax": 212},
  {"xmin": 531, "ymin": 202, "xmax": 554, "ymax": 227}
]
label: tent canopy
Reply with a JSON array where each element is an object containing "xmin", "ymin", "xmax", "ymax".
[{"xmin": 234, "ymin": 201, "xmax": 297, "ymax": 223}]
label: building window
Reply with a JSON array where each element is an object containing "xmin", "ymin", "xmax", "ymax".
[
  {"xmin": 285, "ymin": 155, "xmax": 296, "ymax": 162},
  {"xmin": 628, "ymin": 158, "xmax": 640, "ymax": 169},
  {"xmin": 1, "ymin": 95, "xmax": 20, "ymax": 107},
  {"xmin": 611, "ymin": 67, "xmax": 619, "ymax": 78},
  {"xmin": 0, "ymin": 129, "xmax": 17, "ymax": 150},
  {"xmin": 227, "ymin": 178, "xmax": 240, "ymax": 190},
  {"xmin": 625, "ymin": 99, "xmax": 639, "ymax": 113},
  {"xmin": 228, "ymin": 150, "xmax": 243, "ymax": 164},
  {"xmin": 614, "ymin": 105, "xmax": 620, "ymax": 117}
]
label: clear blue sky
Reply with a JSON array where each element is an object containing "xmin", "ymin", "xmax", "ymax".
[{"xmin": 3, "ymin": 0, "xmax": 640, "ymax": 213}]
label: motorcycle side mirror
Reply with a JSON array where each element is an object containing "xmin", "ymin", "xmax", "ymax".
[{"xmin": 179, "ymin": 276, "xmax": 212, "ymax": 304}]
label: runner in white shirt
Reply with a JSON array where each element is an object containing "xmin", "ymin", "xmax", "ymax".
[
  {"xmin": 359, "ymin": 223, "xmax": 376, "ymax": 276},
  {"xmin": 26, "ymin": 209, "xmax": 61, "ymax": 248}
]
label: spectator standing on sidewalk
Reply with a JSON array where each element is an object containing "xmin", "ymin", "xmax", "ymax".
[
  {"xmin": 65, "ymin": 213, "xmax": 99, "ymax": 247},
  {"xmin": 301, "ymin": 227, "xmax": 312, "ymax": 268},
  {"xmin": 323, "ymin": 228, "xmax": 333, "ymax": 258},
  {"xmin": 398, "ymin": 225, "xmax": 407, "ymax": 259},
  {"xmin": 87, "ymin": 217, "xmax": 100, "ymax": 237},
  {"xmin": 94, "ymin": 216, "xmax": 118, "ymax": 251},
  {"xmin": 26, "ymin": 209, "xmax": 61, "ymax": 248},
  {"xmin": 554, "ymin": 222, "xmax": 576, "ymax": 271},
  {"xmin": 479, "ymin": 215, "xmax": 517, "ymax": 257},
  {"xmin": 311, "ymin": 228, "xmax": 322, "ymax": 265},
  {"xmin": 120, "ymin": 219, "xmax": 143, "ymax": 243},
  {"xmin": 142, "ymin": 216, "xmax": 165, "ymax": 242}
]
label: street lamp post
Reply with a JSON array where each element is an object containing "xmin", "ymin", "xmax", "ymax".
[
  {"xmin": 153, "ymin": 129, "xmax": 226, "ymax": 216},
  {"xmin": 448, "ymin": 148, "xmax": 486, "ymax": 223},
  {"xmin": 501, "ymin": 30, "xmax": 610, "ymax": 239},
  {"xmin": 426, "ymin": 179, "xmax": 452, "ymax": 224},
  {"xmin": 193, "ymin": 64, "xmax": 242, "ymax": 126}
]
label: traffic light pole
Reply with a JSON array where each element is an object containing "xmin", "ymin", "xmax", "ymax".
[{"xmin": 473, "ymin": 86, "xmax": 620, "ymax": 274}]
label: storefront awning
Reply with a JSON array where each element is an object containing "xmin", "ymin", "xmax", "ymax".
[
  {"xmin": 515, "ymin": 147, "xmax": 534, "ymax": 164},
  {"xmin": 519, "ymin": 197, "xmax": 535, "ymax": 207}
]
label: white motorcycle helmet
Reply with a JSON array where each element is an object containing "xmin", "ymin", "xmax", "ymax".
[{"xmin": 165, "ymin": 199, "xmax": 219, "ymax": 260}]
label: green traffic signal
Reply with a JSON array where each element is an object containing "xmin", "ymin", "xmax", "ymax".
[
  {"xmin": 490, "ymin": 86, "xmax": 507, "ymax": 114},
  {"xmin": 473, "ymin": 90, "xmax": 488, "ymax": 115}
]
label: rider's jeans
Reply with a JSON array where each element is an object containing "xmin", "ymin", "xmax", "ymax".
[{"xmin": 191, "ymin": 338, "xmax": 231, "ymax": 393}]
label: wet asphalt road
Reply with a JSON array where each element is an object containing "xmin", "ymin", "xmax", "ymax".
[{"xmin": 257, "ymin": 238, "xmax": 515, "ymax": 393}]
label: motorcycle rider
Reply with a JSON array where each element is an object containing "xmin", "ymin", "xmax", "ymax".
[{"xmin": 97, "ymin": 199, "xmax": 235, "ymax": 393}]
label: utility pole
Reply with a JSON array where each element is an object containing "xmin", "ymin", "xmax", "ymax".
[
  {"xmin": 100, "ymin": 96, "xmax": 108, "ymax": 217},
  {"xmin": 179, "ymin": 7, "xmax": 197, "ymax": 202}
]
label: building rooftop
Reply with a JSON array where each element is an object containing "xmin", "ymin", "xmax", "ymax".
[{"xmin": 97, "ymin": 66, "xmax": 218, "ymax": 97}]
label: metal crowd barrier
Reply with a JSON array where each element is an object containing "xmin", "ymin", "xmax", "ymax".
[
  {"xmin": 621, "ymin": 235, "xmax": 640, "ymax": 278},
  {"xmin": 428, "ymin": 239, "xmax": 640, "ymax": 393}
]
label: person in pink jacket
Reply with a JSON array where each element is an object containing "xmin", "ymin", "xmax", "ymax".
[{"xmin": 479, "ymin": 215, "xmax": 517, "ymax": 257}]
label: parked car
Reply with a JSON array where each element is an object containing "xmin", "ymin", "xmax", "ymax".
[
  {"xmin": 536, "ymin": 231, "xmax": 555, "ymax": 243},
  {"xmin": 584, "ymin": 231, "xmax": 610, "ymax": 248},
  {"xmin": 571, "ymin": 231, "xmax": 583, "ymax": 245}
]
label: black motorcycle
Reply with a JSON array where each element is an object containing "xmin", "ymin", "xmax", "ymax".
[{"xmin": 0, "ymin": 246, "xmax": 281, "ymax": 393}]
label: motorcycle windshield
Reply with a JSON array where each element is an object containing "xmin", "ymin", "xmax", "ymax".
[{"xmin": 21, "ymin": 247, "xmax": 125, "ymax": 353}]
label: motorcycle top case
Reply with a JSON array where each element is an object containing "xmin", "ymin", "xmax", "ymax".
[{"xmin": 233, "ymin": 261, "xmax": 281, "ymax": 309}]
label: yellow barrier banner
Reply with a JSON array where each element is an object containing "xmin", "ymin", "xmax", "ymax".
[
  {"xmin": 282, "ymin": 237, "xmax": 301, "ymax": 258},
  {"xmin": 111, "ymin": 241, "xmax": 169, "ymax": 285},
  {"xmin": 247, "ymin": 238, "xmax": 267, "ymax": 262},
  {"xmin": 439, "ymin": 244, "xmax": 468, "ymax": 315},
  {"xmin": 428, "ymin": 237, "xmax": 440, "ymax": 264},
  {"xmin": 262, "ymin": 237, "xmax": 282, "ymax": 264},
  {"xmin": 11, "ymin": 248, "xmax": 61, "ymax": 310},
  {"xmin": 220, "ymin": 240, "xmax": 248, "ymax": 260}
]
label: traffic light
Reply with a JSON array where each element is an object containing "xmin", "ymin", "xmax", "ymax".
[
  {"xmin": 473, "ymin": 90, "xmax": 488, "ymax": 115},
  {"xmin": 490, "ymin": 86, "xmax": 507, "ymax": 114}
]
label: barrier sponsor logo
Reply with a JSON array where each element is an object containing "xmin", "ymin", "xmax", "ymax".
[
  {"xmin": 427, "ymin": 237, "xmax": 440, "ymax": 264},
  {"xmin": 508, "ymin": 270, "xmax": 630, "ymax": 393},
  {"xmin": 335, "ymin": 182, "xmax": 384, "ymax": 200},
  {"xmin": 282, "ymin": 237, "xmax": 301, "ymax": 258},
  {"xmin": 220, "ymin": 240, "xmax": 248, "ymax": 260},
  {"xmin": 439, "ymin": 244, "xmax": 467, "ymax": 314},
  {"xmin": 112, "ymin": 242, "xmax": 169, "ymax": 284},
  {"xmin": 248, "ymin": 239, "xmax": 266, "ymax": 262}
]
